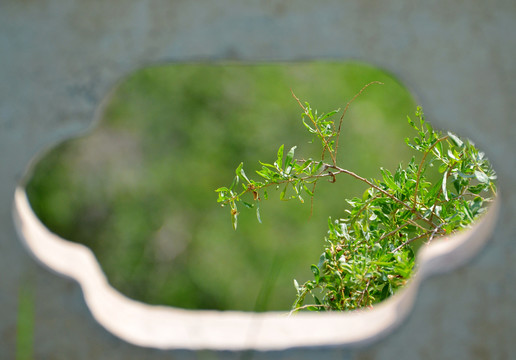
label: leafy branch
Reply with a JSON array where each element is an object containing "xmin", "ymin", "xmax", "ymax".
[{"xmin": 216, "ymin": 85, "xmax": 497, "ymax": 311}]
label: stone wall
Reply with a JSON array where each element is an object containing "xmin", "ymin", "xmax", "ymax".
[{"xmin": 1, "ymin": 1, "xmax": 515, "ymax": 358}]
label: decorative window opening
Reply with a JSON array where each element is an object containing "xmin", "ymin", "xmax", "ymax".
[{"xmin": 14, "ymin": 62, "xmax": 499, "ymax": 350}]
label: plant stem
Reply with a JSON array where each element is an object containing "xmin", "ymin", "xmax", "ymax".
[
  {"xmin": 327, "ymin": 165, "xmax": 439, "ymax": 228},
  {"xmin": 391, "ymin": 229, "xmax": 434, "ymax": 253},
  {"xmin": 412, "ymin": 136, "xmax": 449, "ymax": 210},
  {"xmin": 291, "ymin": 91, "xmax": 337, "ymax": 165},
  {"xmin": 334, "ymin": 81, "xmax": 383, "ymax": 161}
]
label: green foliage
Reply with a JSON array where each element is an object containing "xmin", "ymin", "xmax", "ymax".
[
  {"xmin": 218, "ymin": 86, "xmax": 497, "ymax": 311},
  {"xmin": 27, "ymin": 63, "xmax": 419, "ymax": 312}
]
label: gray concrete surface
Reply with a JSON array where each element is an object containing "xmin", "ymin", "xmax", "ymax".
[{"xmin": 1, "ymin": 0, "xmax": 515, "ymax": 358}]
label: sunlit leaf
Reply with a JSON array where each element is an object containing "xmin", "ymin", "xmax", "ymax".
[
  {"xmin": 474, "ymin": 170, "xmax": 489, "ymax": 184},
  {"xmin": 256, "ymin": 203, "xmax": 262, "ymax": 223},
  {"xmin": 311, "ymin": 264, "xmax": 320, "ymax": 284},
  {"xmin": 447, "ymin": 131, "xmax": 464, "ymax": 148},
  {"xmin": 276, "ymin": 144, "xmax": 284, "ymax": 169},
  {"xmin": 285, "ymin": 146, "xmax": 297, "ymax": 168},
  {"xmin": 280, "ymin": 184, "xmax": 288, "ymax": 200},
  {"xmin": 242, "ymin": 201, "xmax": 254, "ymax": 209}
]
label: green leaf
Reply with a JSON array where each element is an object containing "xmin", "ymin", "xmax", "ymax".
[
  {"xmin": 447, "ymin": 132, "xmax": 464, "ymax": 148},
  {"xmin": 242, "ymin": 201, "xmax": 254, "ymax": 209},
  {"xmin": 297, "ymin": 159, "xmax": 313, "ymax": 174},
  {"xmin": 407, "ymin": 116, "xmax": 416, "ymax": 129},
  {"xmin": 231, "ymin": 211, "xmax": 238, "ymax": 230},
  {"xmin": 457, "ymin": 171, "xmax": 474, "ymax": 179},
  {"xmin": 235, "ymin": 162, "xmax": 244, "ymax": 177},
  {"xmin": 256, "ymin": 169, "xmax": 271, "ymax": 180},
  {"xmin": 256, "ymin": 203, "xmax": 262, "ymax": 223},
  {"xmin": 293, "ymin": 279, "xmax": 301, "ymax": 293},
  {"xmin": 474, "ymin": 170, "xmax": 489, "ymax": 184},
  {"xmin": 438, "ymin": 163, "xmax": 448, "ymax": 174},
  {"xmin": 317, "ymin": 253, "xmax": 326, "ymax": 270},
  {"xmin": 258, "ymin": 161, "xmax": 276, "ymax": 169},
  {"xmin": 229, "ymin": 175, "xmax": 239, "ymax": 190},
  {"xmin": 302, "ymin": 118, "xmax": 317, "ymax": 134},
  {"xmin": 303, "ymin": 184, "xmax": 314, "ymax": 196},
  {"xmin": 311, "ymin": 264, "xmax": 320, "ymax": 284},
  {"xmin": 304, "ymin": 102, "xmax": 313, "ymax": 116},
  {"xmin": 442, "ymin": 171, "xmax": 449, "ymax": 201},
  {"xmin": 468, "ymin": 184, "xmax": 485, "ymax": 194},
  {"xmin": 447, "ymin": 149, "xmax": 459, "ymax": 161},
  {"xmin": 313, "ymin": 295, "xmax": 322, "ymax": 306},
  {"xmin": 276, "ymin": 144, "xmax": 284, "ymax": 169},
  {"xmin": 426, "ymin": 177, "xmax": 443, "ymax": 200},
  {"xmin": 318, "ymin": 109, "xmax": 340, "ymax": 122},
  {"xmin": 313, "ymin": 161, "xmax": 323, "ymax": 174},
  {"xmin": 239, "ymin": 166, "xmax": 250, "ymax": 184},
  {"xmin": 285, "ymin": 146, "xmax": 297, "ymax": 168},
  {"xmin": 434, "ymin": 141, "xmax": 443, "ymax": 158},
  {"xmin": 380, "ymin": 168, "xmax": 399, "ymax": 191},
  {"xmin": 280, "ymin": 184, "xmax": 288, "ymax": 200},
  {"xmin": 463, "ymin": 201, "xmax": 474, "ymax": 222}
]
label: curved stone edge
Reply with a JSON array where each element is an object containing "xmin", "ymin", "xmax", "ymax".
[{"xmin": 12, "ymin": 186, "xmax": 499, "ymax": 351}]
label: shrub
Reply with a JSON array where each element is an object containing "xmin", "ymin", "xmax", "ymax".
[{"xmin": 217, "ymin": 83, "xmax": 497, "ymax": 311}]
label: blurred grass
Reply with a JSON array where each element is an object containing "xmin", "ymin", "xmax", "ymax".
[
  {"xmin": 26, "ymin": 62, "xmax": 417, "ymax": 311},
  {"xmin": 16, "ymin": 279, "xmax": 34, "ymax": 360}
]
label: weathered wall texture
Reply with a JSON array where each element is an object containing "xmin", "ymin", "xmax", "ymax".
[{"xmin": 1, "ymin": 1, "xmax": 515, "ymax": 359}]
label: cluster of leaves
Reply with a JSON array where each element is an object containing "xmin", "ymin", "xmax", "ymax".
[{"xmin": 216, "ymin": 85, "xmax": 497, "ymax": 311}]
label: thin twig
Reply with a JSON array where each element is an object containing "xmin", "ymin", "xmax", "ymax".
[
  {"xmin": 412, "ymin": 136, "xmax": 449, "ymax": 210},
  {"xmin": 391, "ymin": 230, "xmax": 434, "ymax": 253},
  {"xmin": 378, "ymin": 222, "xmax": 409, "ymax": 242},
  {"xmin": 291, "ymin": 90, "xmax": 337, "ymax": 165},
  {"xmin": 349, "ymin": 193, "xmax": 382, "ymax": 225},
  {"xmin": 225, "ymin": 162, "xmax": 439, "ymax": 229},
  {"xmin": 358, "ymin": 278, "xmax": 371, "ymax": 307},
  {"xmin": 425, "ymin": 223, "xmax": 445, "ymax": 245},
  {"xmin": 327, "ymin": 165, "xmax": 438, "ymax": 228},
  {"xmin": 309, "ymin": 180, "xmax": 318, "ymax": 219},
  {"xmin": 334, "ymin": 81, "xmax": 383, "ymax": 160},
  {"xmin": 288, "ymin": 304, "xmax": 328, "ymax": 316},
  {"xmin": 406, "ymin": 218, "xmax": 432, "ymax": 232},
  {"xmin": 429, "ymin": 187, "xmax": 445, "ymax": 224}
]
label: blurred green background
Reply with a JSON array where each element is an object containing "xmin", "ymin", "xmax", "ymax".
[{"xmin": 26, "ymin": 62, "xmax": 417, "ymax": 311}]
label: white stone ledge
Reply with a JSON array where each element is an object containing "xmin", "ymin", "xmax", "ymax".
[{"xmin": 13, "ymin": 186, "xmax": 499, "ymax": 351}]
